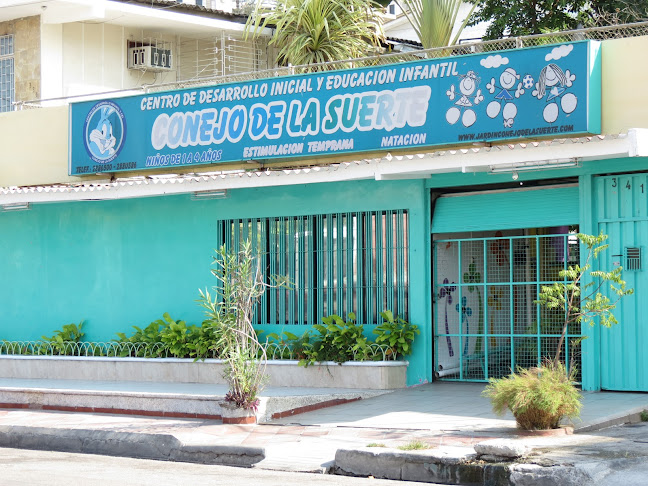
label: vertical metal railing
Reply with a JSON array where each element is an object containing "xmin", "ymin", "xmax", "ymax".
[{"xmin": 217, "ymin": 210, "xmax": 409, "ymax": 325}]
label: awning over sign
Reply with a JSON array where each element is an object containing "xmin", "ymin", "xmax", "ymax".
[{"xmin": 3, "ymin": 131, "xmax": 648, "ymax": 205}]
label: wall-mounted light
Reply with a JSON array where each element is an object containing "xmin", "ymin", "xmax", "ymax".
[
  {"xmin": 191, "ymin": 189, "xmax": 228, "ymax": 200},
  {"xmin": 490, "ymin": 158, "xmax": 580, "ymax": 174},
  {"xmin": 1, "ymin": 202, "xmax": 31, "ymax": 212}
]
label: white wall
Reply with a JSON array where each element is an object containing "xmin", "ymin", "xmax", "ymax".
[
  {"xmin": 41, "ymin": 22, "xmax": 63, "ymax": 100},
  {"xmin": 58, "ymin": 23, "xmax": 178, "ymax": 98}
]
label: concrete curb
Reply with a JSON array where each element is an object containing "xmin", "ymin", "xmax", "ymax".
[
  {"xmin": 575, "ymin": 405, "xmax": 647, "ymax": 433},
  {"xmin": 0, "ymin": 425, "xmax": 265, "ymax": 467},
  {"xmin": 333, "ymin": 447, "xmax": 510, "ymax": 485},
  {"xmin": 332, "ymin": 448, "xmax": 602, "ymax": 485},
  {"xmin": 508, "ymin": 463, "xmax": 593, "ymax": 486}
]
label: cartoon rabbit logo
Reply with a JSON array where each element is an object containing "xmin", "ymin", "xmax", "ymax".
[
  {"xmin": 89, "ymin": 107, "xmax": 117, "ymax": 156},
  {"xmin": 84, "ymin": 101, "xmax": 126, "ymax": 164}
]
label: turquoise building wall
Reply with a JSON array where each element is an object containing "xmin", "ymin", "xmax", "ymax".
[
  {"xmin": 0, "ymin": 178, "xmax": 431, "ymax": 386},
  {"xmin": 3, "ymin": 156, "xmax": 648, "ymax": 389}
]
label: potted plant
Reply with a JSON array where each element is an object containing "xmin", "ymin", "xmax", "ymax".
[
  {"xmin": 199, "ymin": 240, "xmax": 289, "ymax": 424},
  {"xmin": 483, "ymin": 233, "xmax": 633, "ymax": 430}
]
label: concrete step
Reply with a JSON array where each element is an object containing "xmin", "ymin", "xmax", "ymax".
[{"xmin": 0, "ymin": 378, "xmax": 389, "ymax": 423}]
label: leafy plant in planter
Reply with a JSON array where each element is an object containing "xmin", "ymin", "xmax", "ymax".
[
  {"xmin": 265, "ymin": 310, "xmax": 419, "ymax": 364},
  {"xmin": 484, "ymin": 233, "xmax": 633, "ymax": 430},
  {"xmin": 373, "ymin": 310, "xmax": 420, "ymax": 360},
  {"xmin": 199, "ymin": 240, "xmax": 290, "ymax": 412},
  {"xmin": 300, "ymin": 313, "xmax": 370, "ymax": 366},
  {"xmin": 265, "ymin": 330, "xmax": 309, "ymax": 360},
  {"xmin": 39, "ymin": 321, "xmax": 85, "ymax": 355}
]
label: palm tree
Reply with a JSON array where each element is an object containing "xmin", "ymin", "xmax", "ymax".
[
  {"xmin": 245, "ymin": 0, "xmax": 384, "ymax": 70},
  {"xmin": 396, "ymin": 0, "xmax": 475, "ymax": 49}
]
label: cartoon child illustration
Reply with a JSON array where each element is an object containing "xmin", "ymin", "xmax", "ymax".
[
  {"xmin": 532, "ymin": 63, "xmax": 577, "ymax": 123},
  {"xmin": 485, "ymin": 67, "xmax": 525, "ymax": 127},
  {"xmin": 89, "ymin": 107, "xmax": 117, "ymax": 156},
  {"xmin": 446, "ymin": 70, "xmax": 484, "ymax": 128}
]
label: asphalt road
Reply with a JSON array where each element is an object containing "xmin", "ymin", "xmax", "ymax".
[{"xmin": 0, "ymin": 447, "xmax": 438, "ymax": 486}]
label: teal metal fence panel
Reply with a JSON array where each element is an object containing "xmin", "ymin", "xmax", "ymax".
[
  {"xmin": 218, "ymin": 210, "xmax": 409, "ymax": 325},
  {"xmin": 595, "ymin": 174, "xmax": 648, "ymax": 392},
  {"xmin": 434, "ymin": 233, "xmax": 582, "ymax": 382}
]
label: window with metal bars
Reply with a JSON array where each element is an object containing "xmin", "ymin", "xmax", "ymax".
[
  {"xmin": 217, "ymin": 210, "xmax": 409, "ymax": 325},
  {"xmin": 0, "ymin": 35, "xmax": 14, "ymax": 113}
]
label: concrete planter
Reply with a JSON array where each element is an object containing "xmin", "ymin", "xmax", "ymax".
[
  {"xmin": 0, "ymin": 356, "xmax": 407, "ymax": 389},
  {"xmin": 219, "ymin": 400, "xmax": 257, "ymax": 424}
]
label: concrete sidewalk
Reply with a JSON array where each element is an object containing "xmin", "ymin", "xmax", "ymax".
[
  {"xmin": 0, "ymin": 378, "xmax": 389, "ymax": 423},
  {"xmin": 0, "ymin": 381, "xmax": 647, "ymax": 484}
]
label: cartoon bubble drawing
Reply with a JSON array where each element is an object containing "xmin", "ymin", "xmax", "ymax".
[
  {"xmin": 544, "ymin": 103, "xmax": 559, "ymax": 124},
  {"xmin": 485, "ymin": 67, "xmax": 524, "ymax": 127},
  {"xmin": 533, "ymin": 63, "xmax": 577, "ymax": 123},
  {"xmin": 561, "ymin": 92, "xmax": 577, "ymax": 113},
  {"xmin": 480, "ymin": 54, "xmax": 509, "ymax": 69},
  {"xmin": 445, "ymin": 70, "xmax": 483, "ymax": 128},
  {"xmin": 545, "ymin": 44, "xmax": 574, "ymax": 62}
]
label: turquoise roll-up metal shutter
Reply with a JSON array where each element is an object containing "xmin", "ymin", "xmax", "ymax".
[{"xmin": 432, "ymin": 185, "xmax": 579, "ymax": 233}]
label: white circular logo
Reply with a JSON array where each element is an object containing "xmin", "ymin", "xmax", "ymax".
[{"xmin": 83, "ymin": 101, "xmax": 126, "ymax": 164}]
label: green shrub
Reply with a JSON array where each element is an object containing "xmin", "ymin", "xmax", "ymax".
[
  {"xmin": 115, "ymin": 321, "xmax": 164, "ymax": 357},
  {"xmin": 263, "ymin": 310, "xmax": 419, "ymax": 365},
  {"xmin": 40, "ymin": 321, "xmax": 85, "ymax": 355},
  {"xmin": 158, "ymin": 313, "xmax": 197, "ymax": 358},
  {"xmin": 265, "ymin": 331, "xmax": 305, "ymax": 360},
  {"xmin": 373, "ymin": 310, "xmax": 419, "ymax": 359},
  {"xmin": 300, "ymin": 313, "xmax": 369, "ymax": 366},
  {"xmin": 483, "ymin": 362, "xmax": 581, "ymax": 430},
  {"xmin": 114, "ymin": 313, "xmax": 223, "ymax": 359}
]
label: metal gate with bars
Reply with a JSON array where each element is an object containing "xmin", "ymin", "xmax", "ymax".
[{"xmin": 434, "ymin": 233, "xmax": 581, "ymax": 382}]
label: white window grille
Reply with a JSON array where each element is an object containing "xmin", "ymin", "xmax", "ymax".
[
  {"xmin": 0, "ymin": 34, "xmax": 14, "ymax": 113},
  {"xmin": 176, "ymin": 33, "xmax": 271, "ymax": 82}
]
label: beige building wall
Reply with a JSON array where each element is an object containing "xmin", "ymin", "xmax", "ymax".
[
  {"xmin": 0, "ymin": 15, "xmax": 40, "ymax": 104},
  {"xmin": 0, "ymin": 106, "xmax": 72, "ymax": 187},
  {"xmin": 601, "ymin": 35, "xmax": 648, "ymax": 134}
]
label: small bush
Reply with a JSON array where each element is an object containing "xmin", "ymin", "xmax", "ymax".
[
  {"xmin": 366, "ymin": 443, "xmax": 386, "ymax": 448},
  {"xmin": 114, "ymin": 313, "xmax": 223, "ymax": 359},
  {"xmin": 40, "ymin": 322, "xmax": 85, "ymax": 355},
  {"xmin": 640, "ymin": 410, "xmax": 648, "ymax": 422},
  {"xmin": 482, "ymin": 361, "xmax": 581, "ymax": 430},
  {"xmin": 300, "ymin": 313, "xmax": 369, "ymax": 366},
  {"xmin": 397, "ymin": 440, "xmax": 430, "ymax": 451},
  {"xmin": 373, "ymin": 311, "xmax": 419, "ymax": 359}
]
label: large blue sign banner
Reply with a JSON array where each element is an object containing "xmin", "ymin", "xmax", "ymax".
[{"xmin": 69, "ymin": 41, "xmax": 601, "ymax": 175}]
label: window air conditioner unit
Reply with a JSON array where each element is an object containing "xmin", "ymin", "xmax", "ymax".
[{"xmin": 128, "ymin": 46, "xmax": 173, "ymax": 71}]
